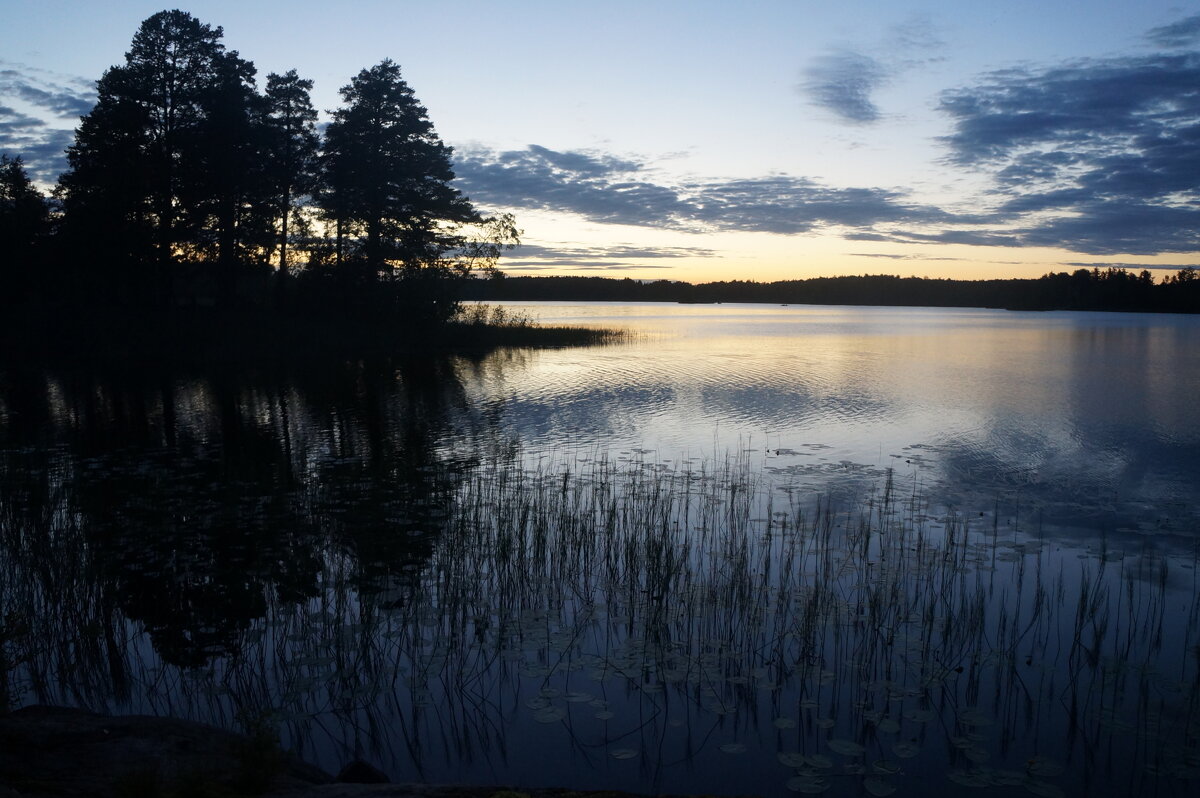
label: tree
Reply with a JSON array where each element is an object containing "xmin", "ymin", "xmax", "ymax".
[
  {"xmin": 319, "ymin": 60, "xmax": 479, "ymax": 279},
  {"xmin": 193, "ymin": 47, "xmax": 274, "ymax": 304},
  {"xmin": 0, "ymin": 155, "xmax": 50, "ymax": 303},
  {"xmin": 58, "ymin": 10, "xmax": 268, "ymax": 306},
  {"xmin": 263, "ymin": 70, "xmax": 319, "ymax": 278}
]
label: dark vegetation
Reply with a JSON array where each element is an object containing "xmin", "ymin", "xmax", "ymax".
[
  {"xmin": 0, "ymin": 10, "xmax": 611, "ymax": 360},
  {"xmin": 465, "ymin": 269, "xmax": 1200, "ymax": 312}
]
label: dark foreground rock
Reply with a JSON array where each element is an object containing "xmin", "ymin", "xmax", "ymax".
[
  {"xmin": 0, "ymin": 704, "xmax": 329, "ymax": 796},
  {"xmin": 0, "ymin": 706, "xmax": 722, "ymax": 798}
]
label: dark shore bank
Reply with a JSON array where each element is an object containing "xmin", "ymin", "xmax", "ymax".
[{"xmin": 0, "ymin": 706, "xmax": 702, "ymax": 798}]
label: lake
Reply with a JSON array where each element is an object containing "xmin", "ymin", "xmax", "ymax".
[{"xmin": 2, "ymin": 302, "xmax": 1198, "ymax": 797}]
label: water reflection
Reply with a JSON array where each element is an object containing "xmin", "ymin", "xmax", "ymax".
[
  {"xmin": 465, "ymin": 304, "xmax": 1200, "ymax": 541},
  {"xmin": 1, "ymin": 358, "xmax": 495, "ymax": 673},
  {"xmin": 2, "ymin": 304, "xmax": 1199, "ymax": 796}
]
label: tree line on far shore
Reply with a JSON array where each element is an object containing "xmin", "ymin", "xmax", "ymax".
[
  {"xmin": 0, "ymin": 10, "xmax": 515, "ymax": 326},
  {"xmin": 464, "ymin": 268, "xmax": 1199, "ymax": 313}
]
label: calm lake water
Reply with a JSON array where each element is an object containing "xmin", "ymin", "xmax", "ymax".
[{"xmin": 2, "ymin": 302, "xmax": 1198, "ymax": 797}]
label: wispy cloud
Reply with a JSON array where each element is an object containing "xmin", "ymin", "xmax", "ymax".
[
  {"xmin": 799, "ymin": 15, "xmax": 945, "ymax": 125},
  {"xmin": 1145, "ymin": 14, "xmax": 1200, "ymax": 48},
  {"xmin": 937, "ymin": 49, "xmax": 1200, "ymax": 254},
  {"xmin": 498, "ymin": 243, "xmax": 715, "ymax": 271},
  {"xmin": 0, "ymin": 61, "xmax": 95, "ymax": 181},
  {"xmin": 801, "ymin": 50, "xmax": 888, "ymax": 124},
  {"xmin": 456, "ymin": 144, "xmax": 965, "ymax": 236},
  {"xmin": 849, "ymin": 253, "xmax": 960, "ymax": 261}
]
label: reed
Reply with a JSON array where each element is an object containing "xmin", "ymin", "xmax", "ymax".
[{"xmin": 1, "ymin": 447, "xmax": 1197, "ymax": 796}]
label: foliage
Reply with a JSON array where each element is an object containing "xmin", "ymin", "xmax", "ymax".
[
  {"xmin": 320, "ymin": 59, "xmax": 478, "ymax": 273},
  {"xmin": 0, "ymin": 155, "xmax": 49, "ymax": 301},
  {"xmin": 52, "ymin": 10, "xmax": 280, "ymax": 306},
  {"xmin": 24, "ymin": 10, "xmax": 513, "ymax": 324},
  {"xmin": 262, "ymin": 69, "xmax": 319, "ymax": 277}
]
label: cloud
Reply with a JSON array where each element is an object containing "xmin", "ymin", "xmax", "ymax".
[
  {"xmin": 0, "ymin": 73, "xmax": 95, "ymax": 117},
  {"xmin": 799, "ymin": 16, "xmax": 945, "ymax": 126},
  {"xmin": 1146, "ymin": 14, "xmax": 1200, "ymax": 48},
  {"xmin": 0, "ymin": 62, "xmax": 95, "ymax": 182},
  {"xmin": 456, "ymin": 144, "xmax": 964, "ymax": 237},
  {"xmin": 1017, "ymin": 201, "xmax": 1200, "ymax": 255},
  {"xmin": 498, "ymin": 243, "xmax": 715, "ymax": 271},
  {"xmin": 513, "ymin": 244, "xmax": 717, "ymax": 260},
  {"xmin": 801, "ymin": 51, "xmax": 888, "ymax": 123},
  {"xmin": 0, "ymin": 105, "xmax": 76, "ymax": 183},
  {"xmin": 501, "ymin": 263, "xmax": 673, "ymax": 272},
  {"xmin": 849, "ymin": 253, "xmax": 960, "ymax": 261},
  {"xmin": 885, "ymin": 15, "xmax": 947, "ymax": 67},
  {"xmin": 846, "ymin": 229, "xmax": 1024, "ymax": 248},
  {"xmin": 455, "ymin": 145, "xmax": 687, "ymax": 229},
  {"xmin": 937, "ymin": 50, "xmax": 1200, "ymax": 254}
]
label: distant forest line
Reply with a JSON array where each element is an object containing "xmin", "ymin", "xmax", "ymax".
[{"xmin": 465, "ymin": 268, "xmax": 1200, "ymax": 313}]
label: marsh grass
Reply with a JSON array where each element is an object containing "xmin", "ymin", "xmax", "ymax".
[{"xmin": 2, "ymin": 449, "xmax": 1198, "ymax": 796}]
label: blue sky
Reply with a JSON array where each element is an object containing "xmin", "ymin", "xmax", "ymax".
[{"xmin": 3, "ymin": 0, "xmax": 1199, "ymax": 281}]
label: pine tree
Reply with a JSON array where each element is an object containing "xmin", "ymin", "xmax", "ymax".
[
  {"xmin": 263, "ymin": 70, "xmax": 319, "ymax": 277},
  {"xmin": 320, "ymin": 60, "xmax": 478, "ymax": 279},
  {"xmin": 58, "ymin": 10, "xmax": 267, "ymax": 306},
  {"xmin": 0, "ymin": 154, "xmax": 50, "ymax": 303}
]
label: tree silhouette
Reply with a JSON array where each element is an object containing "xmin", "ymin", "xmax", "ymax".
[
  {"xmin": 319, "ymin": 60, "xmax": 479, "ymax": 280},
  {"xmin": 58, "ymin": 10, "xmax": 267, "ymax": 306},
  {"xmin": 195, "ymin": 48, "xmax": 275, "ymax": 304},
  {"xmin": 263, "ymin": 70, "xmax": 319, "ymax": 279},
  {"xmin": 0, "ymin": 155, "xmax": 49, "ymax": 304}
]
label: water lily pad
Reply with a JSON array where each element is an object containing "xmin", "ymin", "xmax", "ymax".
[
  {"xmin": 872, "ymin": 760, "xmax": 901, "ymax": 775},
  {"xmin": 863, "ymin": 777, "xmax": 896, "ymax": 796},
  {"xmin": 610, "ymin": 748, "xmax": 639, "ymax": 760},
  {"xmin": 828, "ymin": 739, "xmax": 865, "ymax": 756},
  {"xmin": 947, "ymin": 771, "xmax": 990, "ymax": 787},
  {"xmin": 720, "ymin": 743, "xmax": 747, "ymax": 754},
  {"xmin": 964, "ymin": 747, "xmax": 990, "ymax": 764},
  {"xmin": 778, "ymin": 752, "xmax": 809, "ymax": 768},
  {"xmin": 785, "ymin": 776, "xmax": 830, "ymax": 794},
  {"xmin": 524, "ymin": 697, "xmax": 551, "ymax": 710},
  {"xmin": 807, "ymin": 754, "xmax": 833, "ymax": 769},
  {"xmin": 564, "ymin": 691, "xmax": 593, "ymax": 702},
  {"xmin": 774, "ymin": 717, "xmax": 797, "ymax": 729},
  {"xmin": 992, "ymin": 770, "xmax": 1026, "ymax": 786},
  {"xmin": 533, "ymin": 707, "xmax": 566, "ymax": 723},
  {"xmin": 959, "ymin": 708, "xmax": 992, "ymax": 727},
  {"xmin": 1026, "ymin": 757, "xmax": 1065, "ymax": 778},
  {"xmin": 594, "ymin": 710, "xmax": 615, "ymax": 720},
  {"xmin": 876, "ymin": 718, "xmax": 900, "ymax": 734},
  {"xmin": 815, "ymin": 717, "xmax": 835, "ymax": 729},
  {"xmin": 892, "ymin": 742, "xmax": 919, "ymax": 759}
]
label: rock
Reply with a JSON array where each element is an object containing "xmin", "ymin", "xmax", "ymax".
[
  {"xmin": 0, "ymin": 704, "xmax": 330, "ymax": 797},
  {"xmin": 337, "ymin": 759, "xmax": 391, "ymax": 783}
]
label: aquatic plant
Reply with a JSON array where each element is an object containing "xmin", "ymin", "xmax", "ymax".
[{"xmin": 2, "ymin": 447, "xmax": 1198, "ymax": 796}]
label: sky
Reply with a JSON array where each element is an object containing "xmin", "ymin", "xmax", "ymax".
[{"xmin": 3, "ymin": 0, "xmax": 1200, "ymax": 282}]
